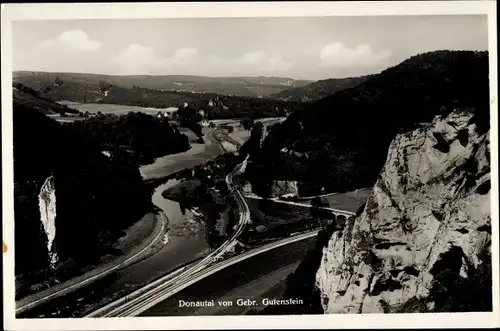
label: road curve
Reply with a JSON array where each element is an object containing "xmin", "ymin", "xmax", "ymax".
[
  {"xmin": 85, "ymin": 116, "xmax": 355, "ymax": 317},
  {"xmin": 243, "ymin": 194, "xmax": 356, "ymax": 217},
  {"xmin": 86, "ymin": 157, "xmax": 356, "ymax": 316},
  {"xmin": 15, "ymin": 212, "xmax": 168, "ymax": 315},
  {"xmin": 106, "ymin": 230, "xmax": 319, "ymax": 317},
  {"xmin": 139, "ymin": 234, "xmax": 317, "ymax": 316},
  {"xmin": 85, "ymin": 162, "xmax": 250, "ymax": 317}
]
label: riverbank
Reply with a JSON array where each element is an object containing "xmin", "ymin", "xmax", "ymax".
[
  {"xmin": 16, "ymin": 211, "xmax": 167, "ymax": 315},
  {"xmin": 140, "ymin": 127, "xmax": 226, "ymax": 181},
  {"xmin": 16, "ymin": 119, "xmax": 241, "ymax": 317},
  {"xmin": 16, "ymin": 179, "xmax": 212, "ymax": 318}
]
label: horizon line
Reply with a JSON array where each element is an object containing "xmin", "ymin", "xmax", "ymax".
[
  {"xmin": 12, "ymin": 69, "xmax": 337, "ymax": 81},
  {"xmin": 12, "ymin": 49, "xmax": 488, "ymax": 82}
]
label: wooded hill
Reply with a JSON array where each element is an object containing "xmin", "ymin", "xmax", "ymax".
[
  {"xmin": 13, "ymin": 71, "xmax": 311, "ymax": 98},
  {"xmin": 270, "ymin": 75, "xmax": 373, "ymax": 102},
  {"xmin": 244, "ymin": 50, "xmax": 490, "ymax": 197}
]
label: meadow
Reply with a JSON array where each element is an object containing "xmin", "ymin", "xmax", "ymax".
[{"xmin": 57, "ymin": 101, "xmax": 177, "ymax": 116}]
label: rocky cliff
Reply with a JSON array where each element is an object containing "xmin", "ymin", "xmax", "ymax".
[
  {"xmin": 316, "ymin": 108, "xmax": 492, "ymax": 313},
  {"xmin": 38, "ymin": 175, "xmax": 58, "ymax": 266}
]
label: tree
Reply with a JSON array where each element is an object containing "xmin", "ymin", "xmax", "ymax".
[
  {"xmin": 215, "ymin": 180, "xmax": 230, "ymax": 196},
  {"xmin": 310, "ymin": 197, "xmax": 331, "ymax": 229},
  {"xmin": 54, "ymin": 76, "xmax": 64, "ymax": 86},
  {"xmin": 99, "ymin": 81, "xmax": 112, "ymax": 92},
  {"xmin": 42, "ymin": 85, "xmax": 53, "ymax": 93},
  {"xmin": 234, "ymin": 243, "xmax": 244, "ymax": 254},
  {"xmin": 252, "ymin": 179, "xmax": 273, "ymax": 199},
  {"xmin": 179, "ymin": 168, "xmax": 193, "ymax": 180},
  {"xmin": 241, "ymin": 117, "xmax": 255, "ymax": 130}
]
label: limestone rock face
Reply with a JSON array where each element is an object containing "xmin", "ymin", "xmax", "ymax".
[
  {"xmin": 316, "ymin": 108, "xmax": 491, "ymax": 313},
  {"xmin": 38, "ymin": 175, "xmax": 58, "ymax": 266}
]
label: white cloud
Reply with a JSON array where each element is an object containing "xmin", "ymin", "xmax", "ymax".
[
  {"xmin": 114, "ymin": 45, "xmax": 293, "ymax": 75},
  {"xmin": 240, "ymin": 51, "xmax": 267, "ymax": 64},
  {"xmin": 114, "ymin": 44, "xmax": 200, "ymax": 74},
  {"xmin": 115, "ymin": 44, "xmax": 159, "ymax": 69},
  {"xmin": 173, "ymin": 48, "xmax": 198, "ymax": 62},
  {"xmin": 267, "ymin": 55, "xmax": 294, "ymax": 72},
  {"xmin": 39, "ymin": 30, "xmax": 102, "ymax": 52},
  {"xmin": 320, "ymin": 42, "xmax": 392, "ymax": 68},
  {"xmin": 234, "ymin": 51, "xmax": 294, "ymax": 72}
]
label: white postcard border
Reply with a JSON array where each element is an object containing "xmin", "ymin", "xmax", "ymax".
[{"xmin": 2, "ymin": 1, "xmax": 498, "ymax": 330}]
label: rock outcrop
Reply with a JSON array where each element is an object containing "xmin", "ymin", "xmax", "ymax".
[
  {"xmin": 38, "ymin": 175, "xmax": 58, "ymax": 267},
  {"xmin": 316, "ymin": 108, "xmax": 491, "ymax": 313}
]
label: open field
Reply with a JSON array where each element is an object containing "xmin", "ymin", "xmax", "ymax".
[
  {"xmin": 243, "ymin": 187, "xmax": 370, "ymax": 242},
  {"xmin": 46, "ymin": 114, "xmax": 86, "ymax": 123},
  {"xmin": 228, "ymin": 127, "xmax": 251, "ymax": 145},
  {"xmin": 297, "ymin": 188, "xmax": 372, "ymax": 212},
  {"xmin": 57, "ymin": 101, "xmax": 176, "ymax": 116},
  {"xmin": 246, "ymin": 198, "xmax": 313, "ymax": 230},
  {"xmin": 227, "ymin": 117, "xmax": 285, "ymax": 145}
]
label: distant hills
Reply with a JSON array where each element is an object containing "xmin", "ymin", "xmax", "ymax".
[
  {"xmin": 244, "ymin": 50, "xmax": 490, "ymax": 197},
  {"xmin": 12, "ymin": 71, "xmax": 378, "ymax": 110},
  {"xmin": 12, "ymin": 74, "xmax": 307, "ymax": 120},
  {"xmin": 269, "ymin": 75, "xmax": 373, "ymax": 102},
  {"xmin": 13, "ymin": 71, "xmax": 311, "ymax": 98},
  {"xmin": 13, "ymin": 82, "xmax": 79, "ymax": 115}
]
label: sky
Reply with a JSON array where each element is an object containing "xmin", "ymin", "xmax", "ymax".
[{"xmin": 12, "ymin": 15, "xmax": 488, "ymax": 80}]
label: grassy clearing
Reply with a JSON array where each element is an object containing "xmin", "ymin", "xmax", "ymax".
[
  {"xmin": 229, "ymin": 128, "xmax": 251, "ymax": 145},
  {"xmin": 57, "ymin": 102, "xmax": 172, "ymax": 115},
  {"xmin": 246, "ymin": 198, "xmax": 313, "ymax": 230},
  {"xmin": 323, "ymin": 188, "xmax": 371, "ymax": 212}
]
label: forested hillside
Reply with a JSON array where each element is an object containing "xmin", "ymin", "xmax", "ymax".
[
  {"xmin": 14, "ymin": 105, "xmax": 153, "ymax": 277},
  {"xmin": 66, "ymin": 112, "xmax": 190, "ymax": 165},
  {"xmin": 12, "ymin": 75, "xmax": 305, "ymax": 120},
  {"xmin": 270, "ymin": 75, "xmax": 372, "ymax": 102},
  {"xmin": 244, "ymin": 50, "xmax": 490, "ymax": 197},
  {"xmin": 95, "ymin": 85, "xmax": 303, "ymax": 119},
  {"xmin": 13, "ymin": 92, "xmax": 192, "ymax": 288},
  {"xmin": 13, "ymin": 82, "xmax": 79, "ymax": 115},
  {"xmin": 13, "ymin": 71, "xmax": 310, "ymax": 98}
]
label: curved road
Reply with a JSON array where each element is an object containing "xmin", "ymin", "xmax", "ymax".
[
  {"xmin": 17, "ymin": 116, "xmax": 357, "ymax": 318},
  {"xmin": 140, "ymin": 234, "xmax": 317, "ymax": 316},
  {"xmin": 15, "ymin": 118, "xmax": 279, "ymax": 318},
  {"xmin": 16, "ymin": 125, "xmax": 234, "ymax": 319},
  {"xmin": 85, "ymin": 117, "xmax": 290, "ymax": 317},
  {"xmin": 86, "ymin": 162, "xmax": 250, "ymax": 317},
  {"xmin": 86, "ymin": 115, "xmax": 360, "ymax": 318}
]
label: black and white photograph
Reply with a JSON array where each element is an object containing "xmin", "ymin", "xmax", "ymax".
[{"xmin": 2, "ymin": 1, "xmax": 498, "ymax": 330}]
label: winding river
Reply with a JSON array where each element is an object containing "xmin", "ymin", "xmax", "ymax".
[
  {"xmin": 152, "ymin": 179, "xmax": 206, "ymax": 249},
  {"xmin": 114, "ymin": 178, "xmax": 210, "ymax": 286}
]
